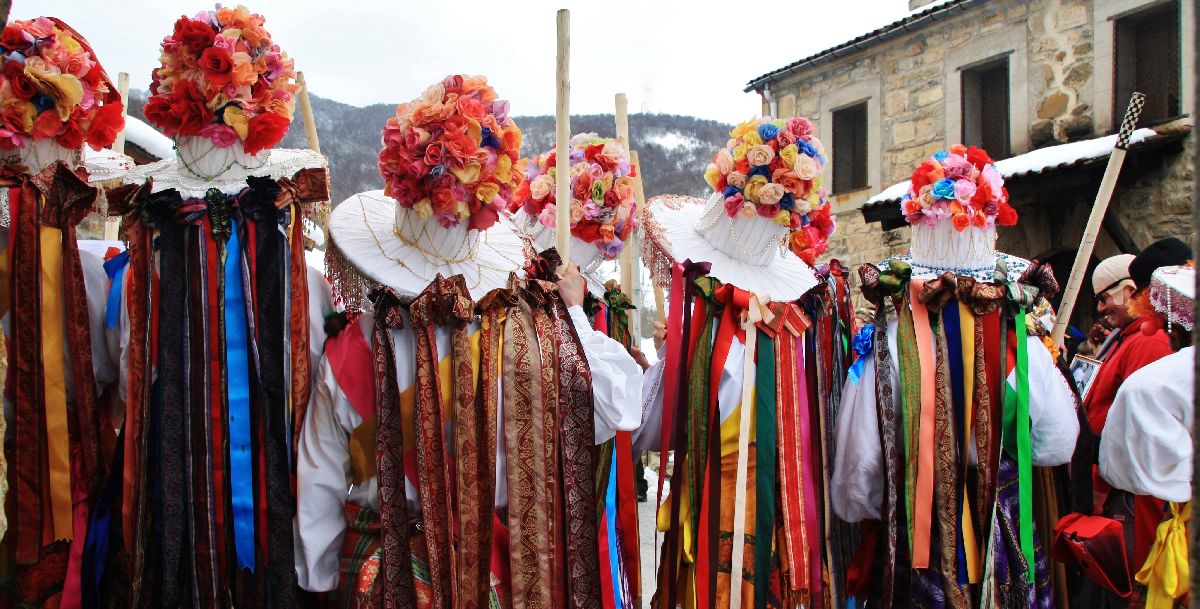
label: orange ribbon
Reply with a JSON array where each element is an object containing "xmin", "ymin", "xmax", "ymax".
[{"xmin": 909, "ymin": 279, "xmax": 936, "ymax": 569}]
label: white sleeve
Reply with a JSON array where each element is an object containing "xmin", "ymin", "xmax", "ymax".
[
  {"xmin": 306, "ymin": 264, "xmax": 334, "ymax": 374},
  {"xmin": 1099, "ymin": 355, "xmax": 1193, "ymax": 503},
  {"xmin": 631, "ymin": 357, "xmax": 665, "ymax": 453},
  {"xmin": 80, "ymin": 252, "xmax": 118, "ymax": 395},
  {"xmin": 1022, "ymin": 335, "xmax": 1079, "ymax": 466},
  {"xmin": 831, "ymin": 351, "xmax": 884, "ymax": 522},
  {"xmin": 294, "ymin": 356, "xmax": 355, "ymax": 592},
  {"xmin": 567, "ymin": 305, "xmax": 643, "ymax": 444}
]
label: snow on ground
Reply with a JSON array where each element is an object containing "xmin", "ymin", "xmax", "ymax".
[{"xmin": 867, "ymin": 128, "xmax": 1158, "ymax": 204}]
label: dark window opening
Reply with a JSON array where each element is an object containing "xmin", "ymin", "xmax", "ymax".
[
  {"xmin": 962, "ymin": 57, "xmax": 1011, "ymax": 157},
  {"xmin": 832, "ymin": 102, "xmax": 868, "ymax": 194},
  {"xmin": 1114, "ymin": 0, "xmax": 1181, "ymax": 125}
]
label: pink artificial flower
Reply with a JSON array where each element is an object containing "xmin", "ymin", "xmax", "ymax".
[
  {"xmin": 199, "ymin": 123, "xmax": 240, "ymax": 147},
  {"xmin": 953, "ymin": 179, "xmax": 976, "ymax": 202},
  {"xmin": 538, "ymin": 203, "xmax": 558, "ymax": 228},
  {"xmin": 723, "ymin": 193, "xmax": 745, "ymax": 218},
  {"xmin": 941, "ymin": 154, "xmax": 974, "ymax": 180}
]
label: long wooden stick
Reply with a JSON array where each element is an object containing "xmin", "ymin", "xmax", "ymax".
[
  {"xmin": 555, "ymin": 9, "xmax": 571, "ymax": 272},
  {"xmin": 615, "ymin": 94, "xmax": 634, "ymax": 293},
  {"xmin": 1050, "ymin": 92, "xmax": 1145, "ymax": 345},
  {"xmin": 296, "ymin": 71, "xmax": 321, "ymax": 154},
  {"xmin": 104, "ymin": 72, "xmax": 130, "ymax": 241}
]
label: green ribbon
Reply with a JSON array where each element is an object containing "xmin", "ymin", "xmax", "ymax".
[
  {"xmin": 1002, "ymin": 305, "xmax": 1034, "ymax": 582},
  {"xmin": 895, "ymin": 289, "xmax": 919, "ymax": 551},
  {"xmin": 686, "ymin": 277, "xmax": 721, "ymax": 533},
  {"xmin": 753, "ymin": 330, "xmax": 776, "ymax": 609},
  {"xmin": 603, "ymin": 282, "xmax": 636, "ymax": 350}
]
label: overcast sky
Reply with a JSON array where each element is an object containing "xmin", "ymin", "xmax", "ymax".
[{"xmin": 30, "ymin": 0, "xmax": 916, "ymax": 122}]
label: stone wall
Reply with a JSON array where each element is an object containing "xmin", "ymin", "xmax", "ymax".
[{"xmin": 759, "ymin": 0, "xmax": 1195, "ymax": 303}]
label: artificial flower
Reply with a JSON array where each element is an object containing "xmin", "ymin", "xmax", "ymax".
[{"xmin": 242, "ymin": 110, "xmax": 289, "ymax": 155}]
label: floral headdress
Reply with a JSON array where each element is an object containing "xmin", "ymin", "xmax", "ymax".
[
  {"xmin": 901, "ymin": 145, "xmax": 1018, "ymax": 231},
  {"xmin": 143, "ymin": 5, "xmax": 298, "ymax": 155},
  {"xmin": 703, "ymin": 116, "xmax": 835, "ymax": 265},
  {"xmin": 0, "ymin": 17, "xmax": 124, "ymax": 151},
  {"xmin": 378, "ymin": 75, "xmax": 524, "ymax": 232},
  {"xmin": 513, "ymin": 133, "xmax": 638, "ymax": 259}
]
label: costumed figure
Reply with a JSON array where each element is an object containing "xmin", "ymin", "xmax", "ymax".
[
  {"xmin": 511, "ymin": 132, "xmax": 644, "ymax": 608},
  {"xmin": 0, "ymin": 16, "xmax": 128, "ymax": 609},
  {"xmin": 1099, "ymin": 263, "xmax": 1194, "ymax": 609},
  {"xmin": 98, "ymin": 6, "xmax": 330, "ymax": 607},
  {"xmin": 636, "ymin": 115, "xmax": 841, "ymax": 609},
  {"xmin": 831, "ymin": 145, "xmax": 1079, "ymax": 609},
  {"xmin": 295, "ymin": 74, "xmax": 643, "ymax": 609}
]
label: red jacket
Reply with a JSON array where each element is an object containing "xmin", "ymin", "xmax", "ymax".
[{"xmin": 1083, "ymin": 314, "xmax": 1173, "ymax": 434}]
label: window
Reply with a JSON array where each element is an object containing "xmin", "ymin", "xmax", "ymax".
[
  {"xmin": 832, "ymin": 102, "xmax": 868, "ymax": 194},
  {"xmin": 1114, "ymin": 0, "xmax": 1181, "ymax": 124},
  {"xmin": 961, "ymin": 57, "xmax": 1010, "ymax": 157}
]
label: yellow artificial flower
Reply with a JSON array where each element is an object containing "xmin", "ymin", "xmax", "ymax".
[
  {"xmin": 730, "ymin": 120, "xmax": 756, "ymax": 139},
  {"xmin": 54, "ymin": 30, "xmax": 82, "ymax": 54},
  {"xmin": 475, "ymin": 180, "xmax": 501, "ymax": 203},
  {"xmin": 24, "ymin": 66, "xmax": 82, "ymax": 120},
  {"xmin": 744, "ymin": 175, "xmax": 768, "ymax": 203},
  {"xmin": 455, "ymin": 200, "xmax": 471, "ymax": 220},
  {"xmin": 732, "ymin": 144, "xmax": 747, "ymax": 162},
  {"xmin": 779, "ymin": 144, "xmax": 799, "ymax": 168},
  {"xmin": 414, "ymin": 198, "xmax": 434, "ymax": 220},
  {"xmin": 223, "ymin": 105, "xmax": 250, "ymax": 140},
  {"xmin": 704, "ymin": 165, "xmax": 722, "ymax": 190},
  {"xmin": 495, "ymin": 154, "xmax": 512, "ymax": 184},
  {"xmin": 774, "ymin": 210, "xmax": 791, "ymax": 226},
  {"xmin": 466, "ymin": 117, "xmax": 483, "ymax": 146},
  {"xmin": 742, "ymin": 131, "xmax": 763, "ymax": 147},
  {"xmin": 450, "ymin": 161, "xmax": 482, "ymax": 185}
]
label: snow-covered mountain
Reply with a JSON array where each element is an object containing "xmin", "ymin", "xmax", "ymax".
[{"xmin": 129, "ymin": 92, "xmax": 732, "ymax": 205}]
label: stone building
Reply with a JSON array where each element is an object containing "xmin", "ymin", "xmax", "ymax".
[{"xmin": 746, "ymin": 0, "xmax": 1194, "ymax": 330}]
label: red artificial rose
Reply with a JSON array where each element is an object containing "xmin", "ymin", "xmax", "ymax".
[
  {"xmin": 0, "ymin": 25, "xmax": 28, "ymax": 52},
  {"xmin": 455, "ymin": 96, "xmax": 486, "ymax": 120},
  {"xmin": 572, "ymin": 172, "xmax": 593, "ymax": 202},
  {"xmin": 172, "ymin": 17, "xmax": 216, "ymax": 53},
  {"xmin": 545, "ymin": 151, "xmax": 557, "ymax": 169},
  {"xmin": 423, "ymin": 143, "xmax": 443, "ymax": 167},
  {"xmin": 910, "ymin": 160, "xmax": 941, "ymax": 192},
  {"xmin": 734, "ymin": 158, "xmax": 750, "ymax": 175},
  {"xmin": 55, "ymin": 118, "xmax": 84, "ymax": 149},
  {"xmin": 32, "ymin": 109, "xmax": 62, "ymax": 139},
  {"xmin": 86, "ymin": 101, "xmax": 124, "ymax": 150},
  {"xmin": 972, "ymin": 212, "xmax": 986, "ymax": 228},
  {"xmin": 594, "ymin": 153, "xmax": 618, "ymax": 173},
  {"xmin": 442, "ymin": 131, "xmax": 478, "ymax": 161},
  {"xmin": 951, "ymin": 213, "xmax": 970, "ymax": 232},
  {"xmin": 948, "ymin": 144, "xmax": 968, "ymax": 156},
  {"xmin": 243, "ymin": 111, "xmax": 290, "ymax": 155},
  {"xmin": 510, "ymin": 181, "xmax": 530, "ymax": 212},
  {"xmin": 996, "ymin": 202, "xmax": 1018, "ymax": 226},
  {"xmin": 4, "ymin": 60, "xmax": 36, "ymax": 100},
  {"xmin": 583, "ymin": 144, "xmax": 604, "ymax": 162},
  {"xmin": 142, "ymin": 96, "xmax": 180, "ymax": 134},
  {"xmin": 572, "ymin": 221, "xmax": 603, "ymax": 244},
  {"xmin": 468, "ymin": 205, "xmax": 499, "ymax": 231},
  {"xmin": 966, "ymin": 146, "xmax": 993, "ymax": 170},
  {"xmin": 387, "ymin": 176, "xmax": 422, "ymax": 205},
  {"xmin": 171, "ymin": 80, "xmax": 214, "ymax": 136},
  {"xmin": 197, "ymin": 47, "xmax": 234, "ymax": 85}
]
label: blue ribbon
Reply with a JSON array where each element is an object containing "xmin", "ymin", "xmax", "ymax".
[
  {"xmin": 225, "ymin": 218, "xmax": 256, "ymax": 571},
  {"xmin": 605, "ymin": 451, "xmax": 623, "ymax": 609},
  {"xmin": 102, "ymin": 250, "xmax": 129, "ymax": 330},
  {"xmin": 847, "ymin": 323, "xmax": 875, "ymax": 383}
]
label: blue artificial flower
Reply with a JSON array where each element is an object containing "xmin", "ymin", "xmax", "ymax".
[
  {"xmin": 757, "ymin": 123, "xmax": 781, "ymax": 141},
  {"xmin": 480, "ymin": 127, "xmax": 500, "ymax": 149},
  {"xmin": 429, "ymin": 165, "xmax": 447, "ymax": 177},
  {"xmin": 723, "ymin": 185, "xmax": 742, "ymax": 199},
  {"xmin": 931, "ymin": 178, "xmax": 957, "ymax": 200},
  {"xmin": 933, "ymin": 150, "xmax": 950, "ymax": 162},
  {"xmin": 747, "ymin": 164, "xmax": 771, "ymax": 180},
  {"xmin": 848, "ymin": 323, "xmax": 876, "ymax": 383},
  {"xmin": 796, "ymin": 139, "xmax": 818, "ymax": 158},
  {"xmin": 779, "ymin": 193, "xmax": 795, "ymax": 211},
  {"xmin": 31, "ymin": 94, "xmax": 53, "ymax": 112}
]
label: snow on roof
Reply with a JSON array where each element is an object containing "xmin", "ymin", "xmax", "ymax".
[
  {"xmin": 866, "ymin": 128, "xmax": 1159, "ymax": 205},
  {"xmin": 123, "ymin": 115, "xmax": 175, "ymax": 160}
]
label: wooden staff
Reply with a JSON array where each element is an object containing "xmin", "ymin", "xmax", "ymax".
[
  {"xmin": 555, "ymin": 9, "xmax": 571, "ymax": 272},
  {"xmin": 1050, "ymin": 92, "xmax": 1145, "ymax": 345},
  {"xmin": 104, "ymin": 72, "xmax": 130, "ymax": 241},
  {"xmin": 614, "ymin": 93, "xmax": 640, "ymax": 335},
  {"xmin": 296, "ymin": 71, "xmax": 321, "ymax": 154}
]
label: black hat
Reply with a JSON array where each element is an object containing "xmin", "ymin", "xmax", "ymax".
[{"xmin": 1130, "ymin": 237, "xmax": 1192, "ymax": 290}]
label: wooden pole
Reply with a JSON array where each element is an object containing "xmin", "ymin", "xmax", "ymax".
[
  {"xmin": 296, "ymin": 71, "xmax": 321, "ymax": 154},
  {"xmin": 104, "ymin": 72, "xmax": 130, "ymax": 241},
  {"xmin": 1050, "ymin": 92, "xmax": 1145, "ymax": 345},
  {"xmin": 615, "ymin": 94, "xmax": 634, "ymax": 290},
  {"xmin": 555, "ymin": 10, "xmax": 571, "ymax": 272}
]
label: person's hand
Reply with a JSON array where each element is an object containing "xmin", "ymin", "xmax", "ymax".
[
  {"xmin": 1088, "ymin": 322, "xmax": 1109, "ymax": 345},
  {"xmin": 653, "ymin": 320, "xmax": 667, "ymax": 343},
  {"xmin": 630, "ymin": 346, "xmax": 651, "ymax": 371},
  {"xmin": 556, "ymin": 263, "xmax": 586, "ymax": 309}
]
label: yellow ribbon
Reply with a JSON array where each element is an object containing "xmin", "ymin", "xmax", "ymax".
[
  {"xmin": 1136, "ymin": 502, "xmax": 1191, "ymax": 609},
  {"xmin": 40, "ymin": 225, "xmax": 72, "ymax": 541},
  {"xmin": 959, "ymin": 302, "xmax": 981, "ymax": 582}
]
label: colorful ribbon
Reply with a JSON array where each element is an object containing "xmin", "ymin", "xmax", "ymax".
[
  {"xmin": 224, "ymin": 217, "xmax": 256, "ymax": 571},
  {"xmin": 1136, "ymin": 502, "xmax": 1191, "ymax": 609},
  {"xmin": 1002, "ymin": 306, "xmax": 1034, "ymax": 582}
]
